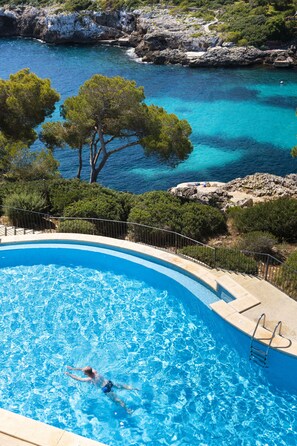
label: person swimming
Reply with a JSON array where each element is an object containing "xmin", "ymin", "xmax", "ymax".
[{"xmin": 65, "ymin": 365, "xmax": 137, "ymax": 413}]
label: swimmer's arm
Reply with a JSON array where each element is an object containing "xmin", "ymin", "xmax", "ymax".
[
  {"xmin": 66, "ymin": 365, "xmax": 83, "ymax": 371},
  {"xmin": 65, "ymin": 372, "xmax": 91, "ymax": 382}
]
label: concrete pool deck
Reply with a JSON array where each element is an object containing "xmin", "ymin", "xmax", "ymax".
[{"xmin": 1, "ymin": 233, "xmax": 297, "ymax": 445}]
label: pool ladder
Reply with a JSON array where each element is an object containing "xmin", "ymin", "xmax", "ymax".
[{"xmin": 249, "ymin": 313, "xmax": 283, "ymax": 367}]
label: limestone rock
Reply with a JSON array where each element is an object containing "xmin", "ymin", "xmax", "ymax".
[
  {"xmin": 169, "ymin": 173, "xmax": 297, "ymax": 210},
  {"xmin": 0, "ymin": 6, "xmax": 136, "ymax": 43}
]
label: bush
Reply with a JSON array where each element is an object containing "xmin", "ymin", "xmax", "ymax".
[
  {"xmin": 276, "ymin": 251, "xmax": 297, "ymax": 299},
  {"xmin": 64, "ymin": 196, "xmax": 125, "ymax": 237},
  {"xmin": 231, "ymin": 198, "xmax": 297, "ymax": 243},
  {"xmin": 3, "ymin": 192, "xmax": 49, "ymax": 229},
  {"xmin": 181, "ymin": 202, "xmax": 227, "ymax": 241},
  {"xmin": 0, "ymin": 180, "xmax": 51, "ymax": 214},
  {"xmin": 58, "ymin": 219, "xmax": 98, "ymax": 235},
  {"xmin": 128, "ymin": 191, "xmax": 227, "ymax": 245},
  {"xmin": 180, "ymin": 245, "xmax": 258, "ymax": 274},
  {"xmin": 128, "ymin": 191, "xmax": 183, "ymax": 245},
  {"xmin": 64, "ymin": 0, "xmax": 93, "ymax": 11},
  {"xmin": 46, "ymin": 179, "xmax": 131, "ymax": 218},
  {"xmin": 237, "ymin": 231, "xmax": 277, "ymax": 255}
]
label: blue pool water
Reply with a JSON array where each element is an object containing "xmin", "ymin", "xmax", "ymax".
[
  {"xmin": 1, "ymin": 241, "xmax": 297, "ymax": 445},
  {"xmin": 1, "ymin": 38, "xmax": 297, "ymax": 192}
]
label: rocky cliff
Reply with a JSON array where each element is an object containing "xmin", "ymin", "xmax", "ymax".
[
  {"xmin": 0, "ymin": 5, "xmax": 296, "ymax": 67},
  {"xmin": 169, "ymin": 173, "xmax": 297, "ymax": 210},
  {"xmin": 0, "ymin": 6, "xmax": 136, "ymax": 43}
]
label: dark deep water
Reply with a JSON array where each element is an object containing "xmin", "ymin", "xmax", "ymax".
[{"xmin": 1, "ymin": 38, "xmax": 297, "ymax": 192}]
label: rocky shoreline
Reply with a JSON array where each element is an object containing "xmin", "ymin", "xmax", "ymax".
[
  {"xmin": 0, "ymin": 5, "xmax": 296, "ymax": 68},
  {"xmin": 169, "ymin": 173, "xmax": 297, "ymax": 210}
]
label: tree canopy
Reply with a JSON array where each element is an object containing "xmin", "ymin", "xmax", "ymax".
[
  {"xmin": 0, "ymin": 68, "xmax": 60, "ymax": 178},
  {"xmin": 42, "ymin": 74, "xmax": 193, "ymax": 183}
]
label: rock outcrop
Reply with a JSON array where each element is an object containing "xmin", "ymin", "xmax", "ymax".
[
  {"xmin": 169, "ymin": 173, "xmax": 297, "ymax": 210},
  {"xmin": 0, "ymin": 6, "xmax": 136, "ymax": 43},
  {"xmin": 0, "ymin": 5, "xmax": 296, "ymax": 67}
]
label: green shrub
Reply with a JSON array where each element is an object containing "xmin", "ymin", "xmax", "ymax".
[
  {"xmin": 64, "ymin": 0, "xmax": 93, "ymax": 11},
  {"xmin": 46, "ymin": 179, "xmax": 131, "ymax": 218},
  {"xmin": 128, "ymin": 191, "xmax": 227, "ymax": 245},
  {"xmin": 0, "ymin": 180, "xmax": 51, "ymax": 214},
  {"xmin": 64, "ymin": 196, "xmax": 124, "ymax": 237},
  {"xmin": 180, "ymin": 245, "xmax": 258, "ymax": 274},
  {"xmin": 128, "ymin": 191, "xmax": 183, "ymax": 245},
  {"xmin": 231, "ymin": 198, "xmax": 297, "ymax": 243},
  {"xmin": 58, "ymin": 219, "xmax": 98, "ymax": 235},
  {"xmin": 181, "ymin": 202, "xmax": 227, "ymax": 241},
  {"xmin": 276, "ymin": 251, "xmax": 297, "ymax": 299},
  {"xmin": 64, "ymin": 196, "xmax": 123, "ymax": 220},
  {"xmin": 237, "ymin": 231, "xmax": 277, "ymax": 255},
  {"xmin": 3, "ymin": 192, "xmax": 49, "ymax": 229}
]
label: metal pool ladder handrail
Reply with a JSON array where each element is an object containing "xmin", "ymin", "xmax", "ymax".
[{"xmin": 249, "ymin": 314, "xmax": 284, "ymax": 368}]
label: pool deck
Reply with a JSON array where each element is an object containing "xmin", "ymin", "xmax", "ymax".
[
  {"xmin": 0, "ymin": 408, "xmax": 106, "ymax": 446},
  {"xmin": 1, "ymin": 233, "xmax": 297, "ymax": 445}
]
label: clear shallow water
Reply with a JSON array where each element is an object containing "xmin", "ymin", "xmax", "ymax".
[
  {"xmin": 1, "ymin": 38, "xmax": 297, "ymax": 192},
  {"xmin": 1, "ymin": 242, "xmax": 297, "ymax": 445}
]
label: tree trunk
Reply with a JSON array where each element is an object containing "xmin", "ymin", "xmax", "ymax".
[{"xmin": 77, "ymin": 145, "xmax": 83, "ymax": 179}]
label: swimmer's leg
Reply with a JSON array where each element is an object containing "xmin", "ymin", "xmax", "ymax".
[{"xmin": 107, "ymin": 391, "xmax": 132, "ymax": 414}]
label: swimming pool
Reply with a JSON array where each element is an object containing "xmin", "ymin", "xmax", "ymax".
[{"xmin": 1, "ymin": 238, "xmax": 297, "ymax": 445}]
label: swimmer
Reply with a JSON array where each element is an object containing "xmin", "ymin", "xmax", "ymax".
[{"xmin": 65, "ymin": 365, "xmax": 138, "ymax": 413}]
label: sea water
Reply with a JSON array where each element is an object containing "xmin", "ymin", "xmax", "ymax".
[{"xmin": 1, "ymin": 38, "xmax": 297, "ymax": 192}]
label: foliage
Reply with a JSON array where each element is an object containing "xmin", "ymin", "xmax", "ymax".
[
  {"xmin": 230, "ymin": 198, "xmax": 297, "ymax": 243},
  {"xmin": 0, "ymin": 68, "xmax": 59, "ymax": 177},
  {"xmin": 276, "ymin": 250, "xmax": 297, "ymax": 299},
  {"xmin": 3, "ymin": 191, "xmax": 48, "ymax": 228},
  {"xmin": 220, "ymin": 0, "xmax": 294, "ymax": 46},
  {"xmin": 128, "ymin": 191, "xmax": 227, "ymax": 244},
  {"xmin": 42, "ymin": 74, "xmax": 192, "ymax": 183},
  {"xmin": 4, "ymin": 148, "xmax": 60, "ymax": 181},
  {"xmin": 237, "ymin": 231, "xmax": 277, "ymax": 255},
  {"xmin": 58, "ymin": 219, "xmax": 98, "ymax": 234},
  {"xmin": 292, "ymin": 145, "xmax": 297, "ymax": 158},
  {"xmin": 64, "ymin": 196, "xmax": 123, "ymax": 220},
  {"xmin": 44, "ymin": 178, "xmax": 132, "ymax": 217},
  {"xmin": 180, "ymin": 245, "xmax": 258, "ymax": 274},
  {"xmin": 63, "ymin": 196, "xmax": 125, "ymax": 236},
  {"xmin": 181, "ymin": 201, "xmax": 226, "ymax": 241},
  {"xmin": 63, "ymin": 0, "xmax": 93, "ymax": 11}
]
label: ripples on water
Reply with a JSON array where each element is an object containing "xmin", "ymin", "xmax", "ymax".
[
  {"xmin": 0, "ymin": 38, "xmax": 297, "ymax": 192},
  {"xmin": 1, "ymin": 260, "xmax": 297, "ymax": 445}
]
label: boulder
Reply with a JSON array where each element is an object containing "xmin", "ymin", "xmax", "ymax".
[{"xmin": 169, "ymin": 173, "xmax": 297, "ymax": 210}]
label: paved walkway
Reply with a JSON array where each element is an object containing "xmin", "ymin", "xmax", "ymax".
[{"xmin": 212, "ymin": 269, "xmax": 297, "ymax": 341}]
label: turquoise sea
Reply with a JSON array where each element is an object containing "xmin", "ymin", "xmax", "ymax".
[{"xmin": 1, "ymin": 38, "xmax": 297, "ymax": 193}]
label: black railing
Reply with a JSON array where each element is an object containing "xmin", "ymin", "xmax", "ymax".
[{"xmin": 0, "ymin": 206, "xmax": 296, "ymax": 300}]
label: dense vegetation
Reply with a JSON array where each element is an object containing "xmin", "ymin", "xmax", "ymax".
[
  {"xmin": 1, "ymin": 178, "xmax": 296, "ymax": 281},
  {"xmin": 0, "ymin": 0, "xmax": 296, "ymax": 47},
  {"xmin": 228, "ymin": 198, "xmax": 297, "ymax": 243}
]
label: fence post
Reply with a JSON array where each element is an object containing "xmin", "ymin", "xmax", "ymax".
[
  {"xmin": 213, "ymin": 247, "xmax": 217, "ymax": 268},
  {"xmin": 264, "ymin": 255, "xmax": 270, "ymax": 281},
  {"xmin": 174, "ymin": 232, "xmax": 178, "ymax": 254}
]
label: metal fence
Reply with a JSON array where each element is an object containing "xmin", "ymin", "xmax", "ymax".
[{"xmin": 0, "ymin": 206, "xmax": 296, "ymax": 299}]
